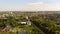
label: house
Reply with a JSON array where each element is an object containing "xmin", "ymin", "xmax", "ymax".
[
  {"xmin": 25, "ymin": 16, "xmax": 29, "ymax": 20},
  {"xmin": 26, "ymin": 21, "xmax": 31, "ymax": 26},
  {"xmin": 18, "ymin": 21, "xmax": 31, "ymax": 26},
  {"xmin": 2, "ymin": 25, "xmax": 11, "ymax": 32},
  {"xmin": 20, "ymin": 22, "xmax": 27, "ymax": 24},
  {"xmin": 18, "ymin": 22, "xmax": 27, "ymax": 25}
]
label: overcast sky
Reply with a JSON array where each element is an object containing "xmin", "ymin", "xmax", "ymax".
[{"xmin": 0, "ymin": 0, "xmax": 60, "ymax": 11}]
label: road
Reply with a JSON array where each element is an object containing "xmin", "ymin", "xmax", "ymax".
[{"xmin": 31, "ymin": 22, "xmax": 45, "ymax": 34}]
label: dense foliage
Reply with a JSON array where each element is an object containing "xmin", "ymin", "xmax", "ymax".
[
  {"xmin": 0, "ymin": 12, "xmax": 60, "ymax": 34},
  {"xmin": 30, "ymin": 15, "xmax": 60, "ymax": 34}
]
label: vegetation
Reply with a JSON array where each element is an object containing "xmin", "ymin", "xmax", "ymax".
[
  {"xmin": 30, "ymin": 15, "xmax": 60, "ymax": 34},
  {"xmin": 0, "ymin": 12, "xmax": 60, "ymax": 34}
]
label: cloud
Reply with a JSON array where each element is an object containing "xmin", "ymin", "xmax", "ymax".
[
  {"xmin": 26, "ymin": 1, "xmax": 60, "ymax": 11},
  {"xmin": 29, "ymin": 2, "xmax": 43, "ymax": 5}
]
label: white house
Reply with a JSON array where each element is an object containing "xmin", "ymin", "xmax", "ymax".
[
  {"xmin": 18, "ymin": 22, "xmax": 27, "ymax": 25},
  {"xmin": 18, "ymin": 21, "xmax": 31, "ymax": 26}
]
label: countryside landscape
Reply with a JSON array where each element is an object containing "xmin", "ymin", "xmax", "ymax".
[
  {"xmin": 0, "ymin": 0, "xmax": 60, "ymax": 34},
  {"xmin": 0, "ymin": 11, "xmax": 60, "ymax": 34}
]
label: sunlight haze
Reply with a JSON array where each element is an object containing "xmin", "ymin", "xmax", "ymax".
[{"xmin": 0, "ymin": 0, "xmax": 60, "ymax": 11}]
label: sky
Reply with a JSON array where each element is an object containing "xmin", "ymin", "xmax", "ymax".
[{"xmin": 0, "ymin": 0, "xmax": 60, "ymax": 11}]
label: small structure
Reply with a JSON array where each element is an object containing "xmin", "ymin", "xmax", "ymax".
[
  {"xmin": 18, "ymin": 21, "xmax": 31, "ymax": 26},
  {"xmin": 20, "ymin": 22, "xmax": 27, "ymax": 25},
  {"xmin": 25, "ymin": 16, "xmax": 29, "ymax": 20},
  {"xmin": 2, "ymin": 25, "xmax": 11, "ymax": 34},
  {"xmin": 6, "ymin": 25, "xmax": 11, "ymax": 30},
  {"xmin": 26, "ymin": 21, "xmax": 31, "ymax": 26},
  {"xmin": 2, "ymin": 25, "xmax": 11, "ymax": 32},
  {"xmin": 18, "ymin": 16, "xmax": 31, "ymax": 25}
]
